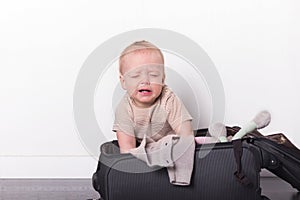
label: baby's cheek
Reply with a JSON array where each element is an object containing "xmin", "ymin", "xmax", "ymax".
[
  {"xmin": 126, "ymin": 87, "xmax": 137, "ymax": 97},
  {"xmin": 151, "ymin": 84, "xmax": 164, "ymax": 95},
  {"xmin": 149, "ymin": 77, "xmax": 164, "ymax": 85}
]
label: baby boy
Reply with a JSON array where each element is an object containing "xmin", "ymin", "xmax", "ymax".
[{"xmin": 113, "ymin": 40, "xmax": 194, "ymax": 153}]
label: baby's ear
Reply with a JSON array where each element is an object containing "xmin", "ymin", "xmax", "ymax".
[{"xmin": 120, "ymin": 75, "xmax": 126, "ymax": 90}]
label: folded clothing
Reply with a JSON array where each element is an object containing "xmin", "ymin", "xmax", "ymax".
[{"xmin": 129, "ymin": 134, "xmax": 195, "ymax": 186}]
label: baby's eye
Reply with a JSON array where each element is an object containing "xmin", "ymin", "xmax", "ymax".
[
  {"xmin": 149, "ymin": 73, "xmax": 160, "ymax": 77},
  {"xmin": 129, "ymin": 74, "xmax": 140, "ymax": 78}
]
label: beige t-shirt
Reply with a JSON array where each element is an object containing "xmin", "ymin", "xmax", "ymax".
[{"xmin": 113, "ymin": 86, "xmax": 193, "ymax": 142}]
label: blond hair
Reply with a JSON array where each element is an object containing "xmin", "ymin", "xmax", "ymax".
[{"xmin": 119, "ymin": 40, "xmax": 164, "ymax": 74}]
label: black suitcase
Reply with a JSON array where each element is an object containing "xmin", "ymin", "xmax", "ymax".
[
  {"xmin": 251, "ymin": 133, "xmax": 300, "ymax": 191},
  {"xmin": 92, "ymin": 128, "xmax": 269, "ymax": 200},
  {"xmin": 228, "ymin": 126, "xmax": 300, "ymax": 192}
]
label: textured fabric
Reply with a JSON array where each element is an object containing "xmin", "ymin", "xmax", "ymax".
[
  {"xmin": 94, "ymin": 135, "xmax": 263, "ymax": 200},
  {"xmin": 93, "ymin": 128, "xmax": 284, "ymax": 200},
  {"xmin": 113, "ymin": 86, "xmax": 192, "ymax": 142},
  {"xmin": 129, "ymin": 134, "xmax": 195, "ymax": 186}
]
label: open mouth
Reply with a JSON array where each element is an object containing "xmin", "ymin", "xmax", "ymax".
[{"xmin": 138, "ymin": 89, "xmax": 152, "ymax": 93}]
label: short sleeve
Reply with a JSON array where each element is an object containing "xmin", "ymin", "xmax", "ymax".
[
  {"xmin": 112, "ymin": 96, "xmax": 135, "ymax": 137},
  {"xmin": 164, "ymin": 89, "xmax": 193, "ymax": 131}
]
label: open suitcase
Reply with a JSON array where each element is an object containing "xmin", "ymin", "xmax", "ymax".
[
  {"xmin": 228, "ymin": 126, "xmax": 300, "ymax": 191},
  {"xmin": 92, "ymin": 127, "xmax": 300, "ymax": 200}
]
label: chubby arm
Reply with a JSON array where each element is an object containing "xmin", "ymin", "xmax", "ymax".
[
  {"xmin": 116, "ymin": 131, "xmax": 136, "ymax": 154},
  {"xmin": 165, "ymin": 90, "xmax": 194, "ymax": 137},
  {"xmin": 174, "ymin": 120, "xmax": 194, "ymax": 136}
]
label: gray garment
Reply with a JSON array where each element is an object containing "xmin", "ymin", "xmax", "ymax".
[{"xmin": 129, "ymin": 134, "xmax": 195, "ymax": 186}]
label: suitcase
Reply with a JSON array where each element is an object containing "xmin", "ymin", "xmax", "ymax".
[
  {"xmin": 227, "ymin": 126, "xmax": 300, "ymax": 192},
  {"xmin": 92, "ymin": 128, "xmax": 271, "ymax": 200}
]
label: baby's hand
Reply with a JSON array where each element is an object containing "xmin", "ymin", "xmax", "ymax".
[{"xmin": 116, "ymin": 131, "xmax": 136, "ymax": 153}]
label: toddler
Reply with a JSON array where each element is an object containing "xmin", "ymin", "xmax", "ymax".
[{"xmin": 113, "ymin": 40, "xmax": 194, "ymax": 153}]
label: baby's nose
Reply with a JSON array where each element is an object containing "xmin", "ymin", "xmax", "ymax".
[
  {"xmin": 140, "ymin": 74, "xmax": 150, "ymax": 85},
  {"xmin": 140, "ymin": 79, "xmax": 150, "ymax": 85}
]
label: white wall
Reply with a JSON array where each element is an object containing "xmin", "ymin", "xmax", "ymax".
[{"xmin": 0, "ymin": 0, "xmax": 299, "ymax": 178}]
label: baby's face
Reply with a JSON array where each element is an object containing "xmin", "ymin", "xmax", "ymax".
[{"xmin": 120, "ymin": 50, "xmax": 165, "ymax": 108}]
